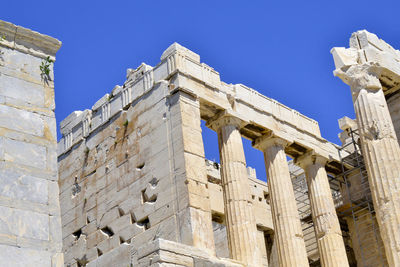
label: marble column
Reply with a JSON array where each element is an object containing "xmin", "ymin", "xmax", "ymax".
[
  {"xmin": 296, "ymin": 153, "xmax": 349, "ymax": 267},
  {"xmin": 254, "ymin": 136, "xmax": 309, "ymax": 267},
  {"xmin": 336, "ymin": 64, "xmax": 400, "ymax": 266},
  {"xmin": 208, "ymin": 114, "xmax": 261, "ymax": 266}
]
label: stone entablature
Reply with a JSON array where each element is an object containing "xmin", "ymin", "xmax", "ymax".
[{"xmin": 58, "ymin": 43, "xmax": 341, "ymax": 168}]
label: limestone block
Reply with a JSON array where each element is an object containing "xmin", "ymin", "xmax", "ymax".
[
  {"xmin": 338, "ymin": 116, "xmax": 357, "ymax": 131},
  {"xmin": 0, "ymin": 169, "xmax": 48, "ymax": 204},
  {"xmin": 59, "ymin": 110, "xmax": 85, "ymax": 136},
  {"xmin": 0, "ymin": 104, "xmax": 44, "ymax": 136},
  {"xmin": 92, "ymin": 94, "xmax": 110, "ymax": 112},
  {"xmin": 0, "ymin": 137, "xmax": 47, "ymax": 170},
  {"xmin": 108, "ymin": 214, "xmax": 131, "ymax": 234},
  {"xmin": 153, "ymin": 60, "xmax": 169, "ymax": 82},
  {"xmin": 0, "ymin": 244, "xmax": 52, "ymax": 267},
  {"xmin": 0, "ymin": 206, "xmax": 49, "ymax": 240},
  {"xmin": 161, "ymin": 42, "xmax": 200, "ymax": 63},
  {"xmin": 331, "ymin": 47, "xmax": 358, "ymax": 70},
  {"xmin": 119, "ymin": 223, "xmax": 144, "ymax": 241},
  {"xmin": 130, "ymin": 216, "xmax": 178, "ymax": 249},
  {"xmin": 97, "ymin": 234, "xmax": 120, "ymax": 255},
  {"xmin": 86, "ymin": 244, "xmax": 131, "ymax": 267},
  {"xmin": 148, "ymin": 202, "xmax": 175, "ymax": 227},
  {"xmin": 0, "ymin": 48, "xmax": 43, "ymax": 81},
  {"xmin": 208, "ymin": 182, "xmax": 224, "ymax": 215},
  {"xmin": 86, "ymin": 230, "xmax": 108, "ymax": 250},
  {"xmin": 49, "ymin": 215, "xmax": 63, "ymax": 251},
  {"xmin": 0, "ymin": 74, "xmax": 45, "ymax": 106}
]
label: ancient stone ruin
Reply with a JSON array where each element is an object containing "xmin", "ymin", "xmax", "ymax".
[{"xmin": 1, "ymin": 19, "xmax": 400, "ymax": 267}]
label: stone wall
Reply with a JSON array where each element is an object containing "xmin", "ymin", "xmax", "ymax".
[{"xmin": 0, "ymin": 20, "xmax": 63, "ymax": 266}]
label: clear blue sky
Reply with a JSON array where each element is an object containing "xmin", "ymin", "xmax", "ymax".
[{"xmin": 3, "ymin": 1, "xmax": 400, "ymax": 181}]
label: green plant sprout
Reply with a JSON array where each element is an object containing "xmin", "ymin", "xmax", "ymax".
[{"xmin": 40, "ymin": 56, "xmax": 54, "ymax": 79}]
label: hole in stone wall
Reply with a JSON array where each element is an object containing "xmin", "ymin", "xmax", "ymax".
[
  {"xmin": 137, "ymin": 217, "xmax": 150, "ymax": 230},
  {"xmin": 72, "ymin": 229, "xmax": 82, "ymax": 240},
  {"xmin": 264, "ymin": 230, "xmax": 274, "ymax": 263},
  {"xmin": 76, "ymin": 256, "xmax": 88, "ymax": 267},
  {"xmin": 212, "ymin": 213, "xmax": 224, "ymax": 224},
  {"xmin": 72, "ymin": 177, "xmax": 81, "ymax": 197},
  {"xmin": 136, "ymin": 163, "xmax": 145, "ymax": 170},
  {"xmin": 97, "ymin": 248, "xmax": 103, "ymax": 257},
  {"xmin": 147, "ymin": 194, "xmax": 157, "ymax": 203},
  {"xmin": 149, "ymin": 177, "xmax": 159, "ymax": 187},
  {"xmin": 118, "ymin": 207, "xmax": 125, "ymax": 217},
  {"xmin": 100, "ymin": 226, "xmax": 114, "ymax": 237}
]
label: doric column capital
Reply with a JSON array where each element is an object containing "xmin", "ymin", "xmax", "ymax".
[
  {"xmin": 295, "ymin": 151, "xmax": 328, "ymax": 170},
  {"xmin": 334, "ymin": 64, "xmax": 382, "ymax": 93},
  {"xmin": 206, "ymin": 110, "xmax": 246, "ymax": 132},
  {"xmin": 253, "ymin": 133, "xmax": 289, "ymax": 152}
]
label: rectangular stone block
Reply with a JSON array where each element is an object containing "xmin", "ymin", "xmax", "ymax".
[
  {"xmin": 0, "ymin": 244, "xmax": 52, "ymax": 267},
  {"xmin": 0, "ymin": 74, "xmax": 45, "ymax": 107},
  {"xmin": 0, "ymin": 104, "xmax": 44, "ymax": 136},
  {"xmin": 0, "ymin": 137, "xmax": 46, "ymax": 169},
  {"xmin": 0, "ymin": 206, "xmax": 49, "ymax": 240},
  {"xmin": 0, "ymin": 169, "xmax": 48, "ymax": 204}
]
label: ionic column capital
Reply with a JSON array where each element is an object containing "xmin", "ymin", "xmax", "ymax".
[
  {"xmin": 294, "ymin": 151, "xmax": 328, "ymax": 170},
  {"xmin": 334, "ymin": 64, "xmax": 382, "ymax": 93},
  {"xmin": 206, "ymin": 110, "xmax": 246, "ymax": 132},
  {"xmin": 253, "ymin": 133, "xmax": 289, "ymax": 152}
]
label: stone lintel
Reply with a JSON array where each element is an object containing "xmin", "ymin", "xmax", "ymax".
[{"xmin": 0, "ymin": 20, "xmax": 61, "ymax": 59}]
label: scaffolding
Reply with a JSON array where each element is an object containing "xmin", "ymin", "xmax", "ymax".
[
  {"xmin": 290, "ymin": 162, "xmax": 343, "ymax": 266},
  {"xmin": 290, "ymin": 128, "xmax": 387, "ymax": 266},
  {"xmin": 336, "ymin": 129, "xmax": 387, "ymax": 267}
]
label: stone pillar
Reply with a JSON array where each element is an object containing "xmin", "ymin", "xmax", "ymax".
[
  {"xmin": 254, "ymin": 136, "xmax": 309, "ymax": 267},
  {"xmin": 207, "ymin": 114, "xmax": 261, "ymax": 266},
  {"xmin": 169, "ymin": 90, "xmax": 216, "ymax": 256},
  {"xmin": 335, "ymin": 65, "xmax": 400, "ymax": 266},
  {"xmin": 0, "ymin": 20, "xmax": 63, "ymax": 266},
  {"xmin": 296, "ymin": 153, "xmax": 349, "ymax": 267}
]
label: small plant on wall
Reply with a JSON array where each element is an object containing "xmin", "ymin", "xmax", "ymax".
[{"xmin": 40, "ymin": 56, "xmax": 54, "ymax": 82}]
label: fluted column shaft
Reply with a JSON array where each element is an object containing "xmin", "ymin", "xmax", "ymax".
[
  {"xmin": 213, "ymin": 116, "xmax": 261, "ymax": 266},
  {"xmin": 347, "ymin": 68, "xmax": 400, "ymax": 267},
  {"xmin": 257, "ymin": 137, "xmax": 309, "ymax": 267},
  {"xmin": 298, "ymin": 154, "xmax": 349, "ymax": 267}
]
